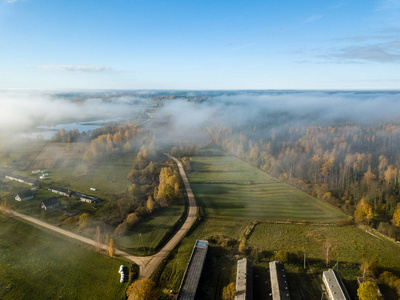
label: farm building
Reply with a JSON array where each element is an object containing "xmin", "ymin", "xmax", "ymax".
[
  {"xmin": 41, "ymin": 197, "xmax": 60, "ymax": 210},
  {"xmin": 73, "ymin": 192, "xmax": 99, "ymax": 203},
  {"xmin": 176, "ymin": 240, "xmax": 209, "ymax": 300},
  {"xmin": 15, "ymin": 190, "xmax": 34, "ymax": 201},
  {"xmin": 269, "ymin": 261, "xmax": 291, "ymax": 300},
  {"xmin": 5, "ymin": 174, "xmax": 39, "ymax": 186},
  {"xmin": 235, "ymin": 258, "xmax": 253, "ymax": 300},
  {"xmin": 48, "ymin": 187, "xmax": 72, "ymax": 197},
  {"xmin": 322, "ymin": 269, "xmax": 350, "ymax": 300}
]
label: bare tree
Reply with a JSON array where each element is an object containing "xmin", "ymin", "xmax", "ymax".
[{"xmin": 323, "ymin": 240, "xmax": 335, "ymax": 266}]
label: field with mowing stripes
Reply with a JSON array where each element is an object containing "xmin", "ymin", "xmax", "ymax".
[
  {"xmin": 188, "ymin": 153, "xmax": 347, "ymax": 223},
  {"xmin": 0, "ymin": 214, "xmax": 127, "ymax": 300}
]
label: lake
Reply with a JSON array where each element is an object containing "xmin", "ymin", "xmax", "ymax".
[{"xmin": 27, "ymin": 118, "xmax": 119, "ymax": 140}]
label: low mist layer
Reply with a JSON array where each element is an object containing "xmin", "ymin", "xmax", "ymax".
[{"xmin": 0, "ymin": 90, "xmax": 145, "ymax": 134}]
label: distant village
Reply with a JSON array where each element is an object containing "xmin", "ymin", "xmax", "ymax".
[{"xmin": 4, "ymin": 171, "xmax": 100, "ymax": 211}]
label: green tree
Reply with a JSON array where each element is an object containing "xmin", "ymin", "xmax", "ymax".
[{"xmin": 128, "ymin": 184, "xmax": 141, "ymax": 199}]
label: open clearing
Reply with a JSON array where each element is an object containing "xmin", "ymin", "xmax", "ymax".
[
  {"xmin": 188, "ymin": 153, "xmax": 347, "ymax": 223},
  {"xmin": 0, "ymin": 214, "xmax": 127, "ymax": 300},
  {"xmin": 247, "ymin": 223, "xmax": 400, "ymax": 273}
]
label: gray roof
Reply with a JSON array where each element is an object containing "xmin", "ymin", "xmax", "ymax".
[
  {"xmin": 42, "ymin": 197, "xmax": 59, "ymax": 207},
  {"xmin": 16, "ymin": 190, "xmax": 34, "ymax": 198},
  {"xmin": 5, "ymin": 174, "xmax": 38, "ymax": 185},
  {"xmin": 176, "ymin": 240, "xmax": 209, "ymax": 300},
  {"xmin": 269, "ymin": 261, "xmax": 291, "ymax": 300},
  {"xmin": 235, "ymin": 258, "xmax": 253, "ymax": 300},
  {"xmin": 49, "ymin": 187, "xmax": 71, "ymax": 195},
  {"xmin": 323, "ymin": 269, "xmax": 350, "ymax": 300}
]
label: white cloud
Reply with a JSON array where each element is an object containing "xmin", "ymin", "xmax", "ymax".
[
  {"xmin": 303, "ymin": 14, "xmax": 323, "ymax": 24},
  {"xmin": 37, "ymin": 64, "xmax": 114, "ymax": 73}
]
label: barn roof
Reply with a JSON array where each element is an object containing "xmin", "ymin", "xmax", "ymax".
[{"xmin": 42, "ymin": 197, "xmax": 59, "ymax": 206}]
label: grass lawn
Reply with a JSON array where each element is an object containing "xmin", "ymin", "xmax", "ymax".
[
  {"xmin": 116, "ymin": 197, "xmax": 185, "ymax": 252},
  {"xmin": 247, "ymin": 223, "xmax": 400, "ymax": 274},
  {"xmin": 188, "ymin": 154, "xmax": 347, "ymax": 225},
  {"xmin": 43, "ymin": 152, "xmax": 137, "ymax": 199},
  {"xmin": 0, "ymin": 214, "xmax": 129, "ymax": 300}
]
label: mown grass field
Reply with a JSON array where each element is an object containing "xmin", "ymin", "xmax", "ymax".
[
  {"xmin": 247, "ymin": 223, "xmax": 400, "ymax": 274},
  {"xmin": 116, "ymin": 197, "xmax": 185, "ymax": 251},
  {"xmin": 188, "ymin": 154, "xmax": 347, "ymax": 224},
  {"xmin": 0, "ymin": 214, "xmax": 128, "ymax": 300}
]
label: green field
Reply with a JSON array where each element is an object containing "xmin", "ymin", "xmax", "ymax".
[
  {"xmin": 188, "ymin": 154, "xmax": 347, "ymax": 224},
  {"xmin": 42, "ymin": 152, "xmax": 137, "ymax": 199},
  {"xmin": 155, "ymin": 151, "xmax": 400, "ymax": 299},
  {"xmin": 116, "ymin": 197, "xmax": 185, "ymax": 251},
  {"xmin": 248, "ymin": 223, "xmax": 400, "ymax": 273},
  {"xmin": 0, "ymin": 214, "xmax": 128, "ymax": 300}
]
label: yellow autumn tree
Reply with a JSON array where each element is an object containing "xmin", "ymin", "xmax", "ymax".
[
  {"xmin": 126, "ymin": 279, "xmax": 159, "ymax": 300},
  {"xmin": 392, "ymin": 203, "xmax": 400, "ymax": 227},
  {"xmin": 146, "ymin": 195, "xmax": 156, "ymax": 213},
  {"xmin": 108, "ymin": 238, "xmax": 116, "ymax": 257},
  {"xmin": 355, "ymin": 197, "xmax": 373, "ymax": 224},
  {"xmin": 357, "ymin": 281, "xmax": 382, "ymax": 300},
  {"xmin": 156, "ymin": 167, "xmax": 180, "ymax": 206},
  {"xmin": 275, "ymin": 250, "xmax": 289, "ymax": 263},
  {"xmin": 222, "ymin": 282, "xmax": 236, "ymax": 300},
  {"xmin": 238, "ymin": 240, "xmax": 246, "ymax": 253}
]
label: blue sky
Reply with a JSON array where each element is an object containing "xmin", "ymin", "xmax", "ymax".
[{"xmin": 0, "ymin": 0, "xmax": 399, "ymax": 90}]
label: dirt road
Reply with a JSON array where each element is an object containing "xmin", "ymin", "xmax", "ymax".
[
  {"xmin": 138, "ymin": 155, "xmax": 198, "ymax": 279},
  {"xmin": 9, "ymin": 155, "xmax": 197, "ymax": 279}
]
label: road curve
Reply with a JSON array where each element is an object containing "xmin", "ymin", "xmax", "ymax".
[
  {"xmin": 7, "ymin": 154, "xmax": 197, "ymax": 280},
  {"xmin": 138, "ymin": 154, "xmax": 198, "ymax": 279}
]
